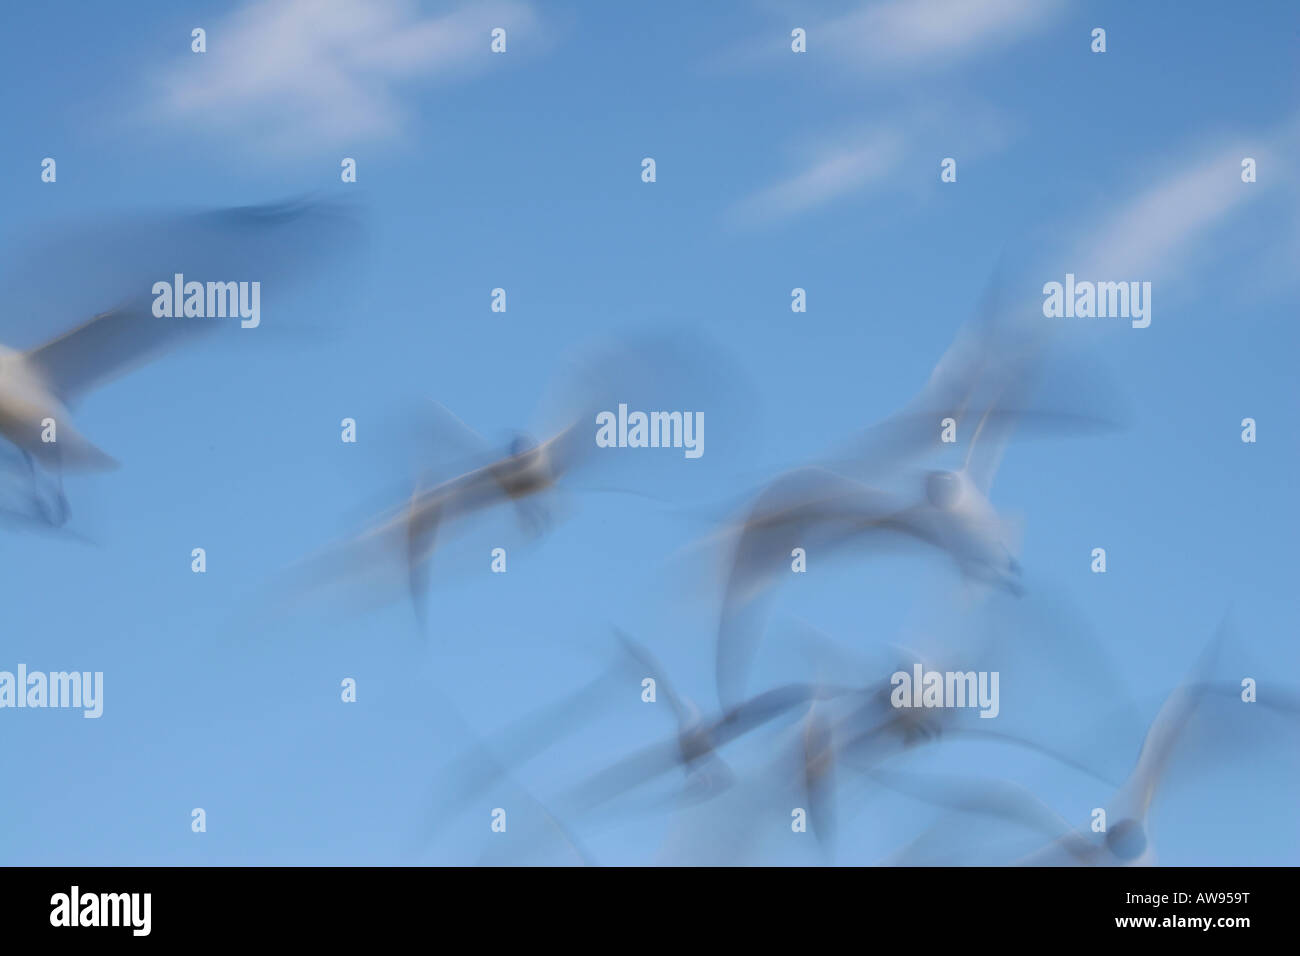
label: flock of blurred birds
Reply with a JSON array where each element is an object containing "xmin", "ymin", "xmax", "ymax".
[{"xmin": 4, "ymin": 197, "xmax": 1295, "ymax": 866}]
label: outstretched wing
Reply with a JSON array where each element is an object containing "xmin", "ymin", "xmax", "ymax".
[
  {"xmin": 20, "ymin": 197, "xmax": 360, "ymax": 402},
  {"xmin": 26, "ymin": 303, "xmax": 214, "ymax": 402}
]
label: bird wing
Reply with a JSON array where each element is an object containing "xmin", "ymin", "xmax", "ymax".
[
  {"xmin": 1114, "ymin": 615, "xmax": 1231, "ymax": 821},
  {"xmin": 829, "ymin": 262, "xmax": 1010, "ymax": 479},
  {"xmin": 714, "ymin": 467, "xmax": 908, "ymax": 706},
  {"xmin": 800, "ymin": 704, "xmax": 837, "ymax": 847},
  {"xmin": 867, "ymin": 766, "xmax": 1096, "ymax": 863},
  {"xmin": 25, "ymin": 303, "xmax": 216, "ymax": 404},
  {"xmin": 19, "ymin": 196, "xmax": 359, "ymax": 403},
  {"xmin": 613, "ymin": 629, "xmax": 693, "ymax": 730}
]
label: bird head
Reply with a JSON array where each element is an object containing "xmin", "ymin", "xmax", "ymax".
[
  {"xmin": 1105, "ymin": 818, "xmax": 1149, "ymax": 861},
  {"xmin": 924, "ymin": 469, "xmax": 966, "ymax": 510}
]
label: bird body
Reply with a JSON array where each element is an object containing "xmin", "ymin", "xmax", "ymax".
[{"xmin": 0, "ymin": 342, "xmax": 116, "ymax": 473}]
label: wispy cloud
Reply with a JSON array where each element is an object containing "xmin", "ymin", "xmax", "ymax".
[
  {"xmin": 719, "ymin": 0, "xmax": 1047, "ymax": 226},
  {"xmin": 150, "ymin": 0, "xmax": 540, "ymax": 152},
  {"xmin": 1073, "ymin": 116, "xmax": 1300, "ymax": 281},
  {"xmin": 728, "ymin": 99, "xmax": 1015, "ymax": 226},
  {"xmin": 717, "ymin": 0, "xmax": 1063, "ymax": 76},
  {"xmin": 730, "ymin": 132, "xmax": 904, "ymax": 224},
  {"xmin": 819, "ymin": 0, "xmax": 1063, "ymax": 71}
]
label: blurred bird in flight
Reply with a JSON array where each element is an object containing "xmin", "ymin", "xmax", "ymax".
[{"xmin": 0, "ymin": 197, "xmax": 359, "ymax": 527}]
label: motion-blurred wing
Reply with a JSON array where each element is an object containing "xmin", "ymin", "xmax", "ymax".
[
  {"xmin": 1114, "ymin": 616, "xmax": 1231, "ymax": 820},
  {"xmin": 714, "ymin": 467, "xmax": 908, "ymax": 706},
  {"xmin": 867, "ymin": 766, "xmax": 1094, "ymax": 861},
  {"xmin": 800, "ymin": 705, "xmax": 837, "ymax": 847},
  {"xmin": 26, "ymin": 304, "xmax": 213, "ymax": 405},
  {"xmin": 19, "ymin": 197, "xmax": 360, "ymax": 402},
  {"xmin": 613, "ymin": 630, "xmax": 693, "ymax": 729}
]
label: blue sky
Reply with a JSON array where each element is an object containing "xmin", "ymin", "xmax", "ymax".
[{"xmin": 1, "ymin": 0, "xmax": 1297, "ymax": 865}]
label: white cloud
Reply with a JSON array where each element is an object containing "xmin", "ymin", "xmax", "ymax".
[
  {"xmin": 821, "ymin": 0, "xmax": 1063, "ymax": 70},
  {"xmin": 717, "ymin": 0, "xmax": 1063, "ymax": 76},
  {"xmin": 730, "ymin": 133, "xmax": 905, "ymax": 224},
  {"xmin": 729, "ymin": 98, "xmax": 1015, "ymax": 226},
  {"xmin": 152, "ymin": 0, "xmax": 539, "ymax": 151},
  {"xmin": 1074, "ymin": 118, "xmax": 1300, "ymax": 281}
]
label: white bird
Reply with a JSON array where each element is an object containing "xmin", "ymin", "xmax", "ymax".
[
  {"xmin": 788, "ymin": 621, "xmax": 1125, "ymax": 786},
  {"xmin": 284, "ymin": 412, "xmax": 591, "ymax": 629},
  {"xmin": 0, "ymin": 197, "xmax": 358, "ymax": 525},
  {"xmin": 612, "ymin": 630, "xmax": 738, "ymax": 805},
  {"xmin": 706, "ymin": 265, "xmax": 1119, "ymax": 707},
  {"xmin": 873, "ymin": 618, "xmax": 1300, "ymax": 866},
  {"xmin": 284, "ymin": 331, "xmax": 736, "ymax": 628},
  {"xmin": 709, "ymin": 460, "xmax": 1024, "ymax": 709}
]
